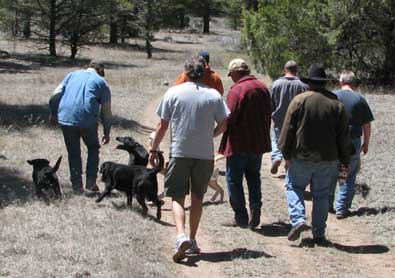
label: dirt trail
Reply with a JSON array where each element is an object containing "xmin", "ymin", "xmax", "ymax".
[{"xmin": 142, "ymin": 94, "xmax": 395, "ymax": 277}]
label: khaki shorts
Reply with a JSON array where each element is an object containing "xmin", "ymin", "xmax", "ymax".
[{"xmin": 164, "ymin": 157, "xmax": 214, "ymax": 199}]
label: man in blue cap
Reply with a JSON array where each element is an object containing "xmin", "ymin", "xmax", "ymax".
[{"xmin": 176, "ymin": 50, "xmax": 224, "ymax": 95}]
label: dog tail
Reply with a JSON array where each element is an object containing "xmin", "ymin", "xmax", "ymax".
[
  {"xmin": 52, "ymin": 156, "xmax": 62, "ymax": 172},
  {"xmin": 150, "ymin": 151, "xmax": 164, "ymax": 174}
]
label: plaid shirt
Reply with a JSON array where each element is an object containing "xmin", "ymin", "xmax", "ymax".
[{"xmin": 219, "ymin": 75, "xmax": 271, "ymax": 156}]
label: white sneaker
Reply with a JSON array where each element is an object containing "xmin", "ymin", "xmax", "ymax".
[
  {"xmin": 186, "ymin": 239, "xmax": 201, "ymax": 254},
  {"xmin": 172, "ymin": 234, "xmax": 192, "ymax": 263}
]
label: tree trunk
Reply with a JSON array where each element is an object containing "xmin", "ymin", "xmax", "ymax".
[
  {"xmin": 70, "ymin": 36, "xmax": 78, "ymax": 59},
  {"xmin": 382, "ymin": 22, "xmax": 395, "ymax": 84},
  {"xmin": 245, "ymin": 0, "xmax": 259, "ymax": 11},
  {"xmin": 120, "ymin": 17, "xmax": 126, "ymax": 44},
  {"xmin": 23, "ymin": 15, "xmax": 31, "ymax": 38},
  {"xmin": 13, "ymin": 7, "xmax": 18, "ymax": 36},
  {"xmin": 179, "ymin": 12, "xmax": 185, "ymax": 29},
  {"xmin": 202, "ymin": 2, "xmax": 210, "ymax": 34},
  {"xmin": 49, "ymin": 0, "xmax": 57, "ymax": 56},
  {"xmin": 109, "ymin": 21, "xmax": 118, "ymax": 44},
  {"xmin": 146, "ymin": 38, "xmax": 152, "ymax": 59}
]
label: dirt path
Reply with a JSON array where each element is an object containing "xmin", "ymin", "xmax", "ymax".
[{"xmin": 141, "ymin": 94, "xmax": 395, "ymax": 277}]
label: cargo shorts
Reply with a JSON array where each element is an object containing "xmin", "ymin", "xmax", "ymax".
[{"xmin": 164, "ymin": 157, "xmax": 214, "ymax": 199}]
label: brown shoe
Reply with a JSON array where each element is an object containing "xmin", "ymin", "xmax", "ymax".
[
  {"xmin": 270, "ymin": 160, "xmax": 281, "ymax": 174},
  {"xmin": 249, "ymin": 209, "xmax": 261, "ymax": 228}
]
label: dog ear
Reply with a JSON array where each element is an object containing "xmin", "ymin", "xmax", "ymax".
[{"xmin": 27, "ymin": 160, "xmax": 33, "ymax": 165}]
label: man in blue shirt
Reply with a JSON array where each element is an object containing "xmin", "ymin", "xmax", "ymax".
[
  {"xmin": 330, "ymin": 70, "xmax": 374, "ymax": 219},
  {"xmin": 270, "ymin": 61, "xmax": 308, "ymax": 175},
  {"xmin": 50, "ymin": 60, "xmax": 112, "ymax": 194}
]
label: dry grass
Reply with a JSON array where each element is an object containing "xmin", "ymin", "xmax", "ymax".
[{"xmin": 1, "ymin": 18, "xmax": 394, "ymax": 278}]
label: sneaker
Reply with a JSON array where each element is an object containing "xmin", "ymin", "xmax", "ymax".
[
  {"xmin": 287, "ymin": 222, "xmax": 311, "ymax": 241},
  {"xmin": 249, "ymin": 209, "xmax": 261, "ymax": 228},
  {"xmin": 336, "ymin": 210, "xmax": 352, "ymax": 219},
  {"xmin": 173, "ymin": 234, "xmax": 192, "ymax": 263},
  {"xmin": 186, "ymin": 239, "xmax": 201, "ymax": 254},
  {"xmin": 270, "ymin": 160, "xmax": 281, "ymax": 174}
]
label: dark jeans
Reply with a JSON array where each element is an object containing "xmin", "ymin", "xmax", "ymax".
[
  {"xmin": 61, "ymin": 125, "xmax": 100, "ymax": 192},
  {"xmin": 226, "ymin": 152, "xmax": 263, "ymax": 224}
]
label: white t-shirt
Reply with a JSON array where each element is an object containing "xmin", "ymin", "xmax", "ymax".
[{"xmin": 156, "ymin": 82, "xmax": 230, "ymax": 160}]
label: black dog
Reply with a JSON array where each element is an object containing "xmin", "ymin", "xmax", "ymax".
[
  {"xmin": 96, "ymin": 152, "xmax": 164, "ymax": 220},
  {"xmin": 27, "ymin": 156, "xmax": 62, "ymax": 200},
  {"xmin": 116, "ymin": 136, "xmax": 149, "ymax": 166}
]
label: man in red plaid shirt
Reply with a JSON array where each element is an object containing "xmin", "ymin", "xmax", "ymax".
[{"xmin": 219, "ymin": 58, "xmax": 271, "ymax": 228}]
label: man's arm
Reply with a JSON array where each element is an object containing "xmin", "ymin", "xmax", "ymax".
[
  {"xmin": 214, "ymin": 119, "xmax": 227, "ymax": 137},
  {"xmin": 175, "ymin": 72, "xmax": 188, "ymax": 85},
  {"xmin": 336, "ymin": 105, "xmax": 352, "ymax": 165},
  {"xmin": 361, "ymin": 122, "xmax": 371, "ymax": 155},
  {"xmin": 149, "ymin": 119, "xmax": 169, "ymax": 167},
  {"xmin": 48, "ymin": 82, "xmax": 65, "ymax": 125},
  {"xmin": 278, "ymin": 98, "xmax": 299, "ymax": 162},
  {"xmin": 100, "ymin": 102, "xmax": 112, "ymax": 144}
]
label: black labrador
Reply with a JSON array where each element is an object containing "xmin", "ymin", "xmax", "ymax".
[
  {"xmin": 27, "ymin": 156, "xmax": 62, "ymax": 201},
  {"xmin": 96, "ymin": 151, "xmax": 164, "ymax": 220},
  {"xmin": 116, "ymin": 136, "xmax": 149, "ymax": 166}
]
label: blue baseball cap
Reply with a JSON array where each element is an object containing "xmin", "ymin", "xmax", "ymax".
[{"xmin": 198, "ymin": 50, "xmax": 210, "ymax": 64}]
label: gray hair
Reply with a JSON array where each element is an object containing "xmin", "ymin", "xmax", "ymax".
[
  {"xmin": 184, "ymin": 55, "xmax": 205, "ymax": 81},
  {"xmin": 284, "ymin": 60, "xmax": 298, "ymax": 74},
  {"xmin": 339, "ymin": 70, "xmax": 357, "ymax": 84}
]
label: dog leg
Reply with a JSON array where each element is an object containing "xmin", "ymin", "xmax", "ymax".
[
  {"xmin": 208, "ymin": 180, "xmax": 223, "ymax": 202},
  {"xmin": 155, "ymin": 200, "xmax": 162, "ymax": 220},
  {"xmin": 96, "ymin": 186, "xmax": 112, "ymax": 203},
  {"xmin": 127, "ymin": 193, "xmax": 133, "ymax": 208},
  {"xmin": 136, "ymin": 195, "xmax": 148, "ymax": 217}
]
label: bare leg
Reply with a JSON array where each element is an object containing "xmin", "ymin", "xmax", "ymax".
[
  {"xmin": 172, "ymin": 197, "xmax": 186, "ymax": 236},
  {"xmin": 189, "ymin": 193, "xmax": 203, "ymax": 240}
]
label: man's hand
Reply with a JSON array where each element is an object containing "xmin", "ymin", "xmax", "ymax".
[
  {"xmin": 284, "ymin": 159, "xmax": 292, "ymax": 170},
  {"xmin": 101, "ymin": 135, "xmax": 110, "ymax": 145},
  {"xmin": 49, "ymin": 115, "xmax": 58, "ymax": 126},
  {"xmin": 149, "ymin": 152, "xmax": 158, "ymax": 168},
  {"xmin": 361, "ymin": 143, "xmax": 369, "ymax": 155}
]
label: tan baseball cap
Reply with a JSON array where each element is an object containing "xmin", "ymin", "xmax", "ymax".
[{"xmin": 228, "ymin": 58, "xmax": 250, "ymax": 76}]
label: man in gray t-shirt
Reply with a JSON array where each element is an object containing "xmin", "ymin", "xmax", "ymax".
[
  {"xmin": 270, "ymin": 60, "xmax": 308, "ymax": 174},
  {"xmin": 149, "ymin": 55, "xmax": 230, "ymax": 263}
]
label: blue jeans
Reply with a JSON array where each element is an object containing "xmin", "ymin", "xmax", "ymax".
[
  {"xmin": 286, "ymin": 159, "xmax": 338, "ymax": 238},
  {"xmin": 61, "ymin": 125, "xmax": 100, "ymax": 191},
  {"xmin": 226, "ymin": 152, "xmax": 263, "ymax": 224},
  {"xmin": 271, "ymin": 127, "xmax": 283, "ymax": 162},
  {"xmin": 336, "ymin": 138, "xmax": 362, "ymax": 214}
]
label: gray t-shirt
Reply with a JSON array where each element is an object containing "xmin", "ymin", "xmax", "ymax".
[
  {"xmin": 157, "ymin": 82, "xmax": 230, "ymax": 160},
  {"xmin": 271, "ymin": 76, "xmax": 308, "ymax": 129}
]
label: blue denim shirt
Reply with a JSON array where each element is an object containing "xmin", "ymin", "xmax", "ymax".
[{"xmin": 57, "ymin": 69, "xmax": 111, "ymax": 128}]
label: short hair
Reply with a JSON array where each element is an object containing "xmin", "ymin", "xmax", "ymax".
[
  {"xmin": 284, "ymin": 60, "xmax": 298, "ymax": 74},
  {"xmin": 184, "ymin": 55, "xmax": 205, "ymax": 81},
  {"xmin": 339, "ymin": 70, "xmax": 357, "ymax": 85},
  {"xmin": 89, "ymin": 60, "xmax": 105, "ymax": 71}
]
